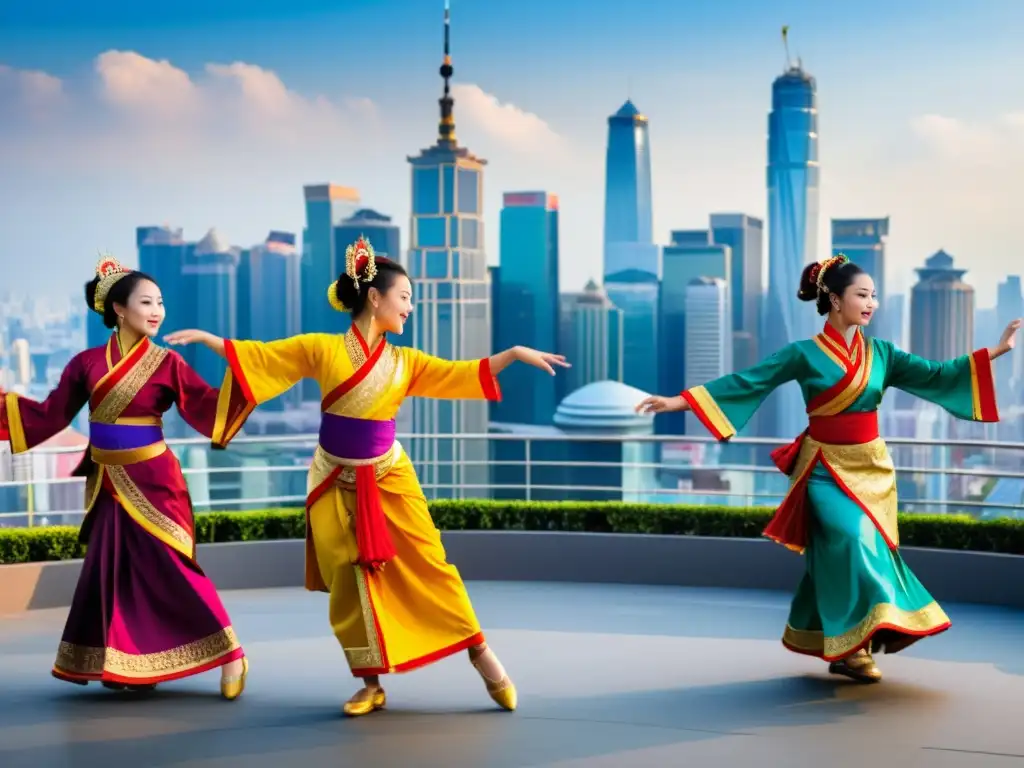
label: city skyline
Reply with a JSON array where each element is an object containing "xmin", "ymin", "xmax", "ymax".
[{"xmin": 2, "ymin": 0, "xmax": 1024, "ymax": 306}]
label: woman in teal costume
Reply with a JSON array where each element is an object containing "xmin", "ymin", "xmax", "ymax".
[{"xmin": 637, "ymin": 255, "xmax": 1020, "ymax": 682}]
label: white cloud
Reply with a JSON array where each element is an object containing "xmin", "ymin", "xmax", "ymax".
[
  {"xmin": 0, "ymin": 64, "xmax": 65, "ymax": 117},
  {"xmin": 909, "ymin": 112, "xmax": 1024, "ymax": 167},
  {"xmin": 822, "ymin": 110, "xmax": 1024, "ymax": 300},
  {"xmin": 0, "ymin": 54, "xmax": 573, "ymax": 300},
  {"xmin": 451, "ymin": 83, "xmax": 566, "ymax": 155},
  {"xmin": 96, "ymin": 50, "xmax": 198, "ymax": 117}
]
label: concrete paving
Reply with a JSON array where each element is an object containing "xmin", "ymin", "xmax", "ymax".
[{"xmin": 1, "ymin": 582, "xmax": 1023, "ymax": 767}]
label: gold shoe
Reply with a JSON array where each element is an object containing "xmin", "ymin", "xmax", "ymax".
[
  {"xmin": 220, "ymin": 657, "xmax": 249, "ymax": 701},
  {"xmin": 829, "ymin": 649, "xmax": 882, "ymax": 683},
  {"xmin": 343, "ymin": 687, "xmax": 387, "ymax": 717},
  {"xmin": 470, "ymin": 645, "xmax": 518, "ymax": 711}
]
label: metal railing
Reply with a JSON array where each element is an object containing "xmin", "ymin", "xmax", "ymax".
[{"xmin": 1, "ymin": 431, "xmax": 1022, "ymax": 526}]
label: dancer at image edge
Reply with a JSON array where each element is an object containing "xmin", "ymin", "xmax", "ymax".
[
  {"xmin": 636, "ymin": 253, "xmax": 1020, "ymax": 682},
  {"xmin": 165, "ymin": 235, "xmax": 569, "ymax": 715},
  {"xmin": 0, "ymin": 256, "xmax": 254, "ymax": 697}
]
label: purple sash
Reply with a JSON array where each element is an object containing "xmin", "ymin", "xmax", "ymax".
[
  {"xmin": 90, "ymin": 422, "xmax": 164, "ymax": 451},
  {"xmin": 319, "ymin": 413, "xmax": 395, "ymax": 460}
]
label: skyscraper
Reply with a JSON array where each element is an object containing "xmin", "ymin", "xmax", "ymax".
[
  {"xmin": 766, "ymin": 57, "xmax": 820, "ymax": 438},
  {"xmin": 494, "ymin": 191, "xmax": 559, "ymax": 425},
  {"xmin": 709, "ymin": 213, "xmax": 764, "ymax": 369},
  {"xmin": 301, "ymin": 184, "xmax": 360, "ymax": 334},
  {"xmin": 559, "ymin": 280, "xmax": 624, "ymax": 397},
  {"xmin": 831, "ymin": 217, "xmax": 889, "ymax": 337},
  {"xmin": 684, "ymin": 278, "xmax": 731, "ymax": 435},
  {"xmin": 910, "ymin": 250, "xmax": 974, "ymax": 362},
  {"xmin": 405, "ymin": 1, "xmax": 491, "ymax": 499},
  {"xmin": 603, "ymin": 100, "xmax": 656, "ymax": 276},
  {"xmin": 603, "ymin": 99, "xmax": 660, "ymax": 397},
  {"xmin": 184, "ymin": 228, "xmax": 240, "ymax": 387},
  {"xmin": 238, "ymin": 231, "xmax": 301, "ymax": 409},
  {"xmin": 996, "ymin": 276, "xmax": 1023, "ymax": 408},
  {"xmin": 334, "ymin": 209, "xmax": 401, "ymax": 264},
  {"xmin": 299, "ymin": 184, "xmax": 360, "ymax": 401},
  {"xmin": 659, "ymin": 230, "xmax": 731, "ymax": 435}
]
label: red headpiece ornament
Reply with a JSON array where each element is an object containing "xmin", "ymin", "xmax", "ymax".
[{"xmin": 93, "ymin": 254, "xmax": 132, "ymax": 314}]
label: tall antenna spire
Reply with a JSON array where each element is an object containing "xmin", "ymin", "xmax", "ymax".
[
  {"xmin": 781, "ymin": 25, "xmax": 792, "ymax": 70},
  {"xmin": 437, "ymin": 0, "xmax": 456, "ymax": 146}
]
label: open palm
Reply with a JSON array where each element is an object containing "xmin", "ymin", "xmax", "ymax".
[
  {"xmin": 518, "ymin": 348, "xmax": 570, "ymax": 376},
  {"xmin": 999, "ymin": 319, "xmax": 1021, "ymax": 352}
]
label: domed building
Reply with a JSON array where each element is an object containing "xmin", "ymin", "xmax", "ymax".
[{"xmin": 490, "ymin": 380, "xmax": 656, "ymax": 502}]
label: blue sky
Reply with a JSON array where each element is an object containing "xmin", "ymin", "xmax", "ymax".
[{"xmin": 2, "ymin": 0, "xmax": 1023, "ymax": 308}]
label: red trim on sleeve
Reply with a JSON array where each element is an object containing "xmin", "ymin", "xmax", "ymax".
[
  {"xmin": 479, "ymin": 358, "xmax": 502, "ymax": 402},
  {"xmin": 224, "ymin": 340, "xmax": 256, "ymax": 404},
  {"xmin": 0, "ymin": 393, "xmax": 8, "ymax": 441},
  {"xmin": 680, "ymin": 389, "xmax": 727, "ymax": 441},
  {"xmin": 972, "ymin": 348, "xmax": 999, "ymax": 422}
]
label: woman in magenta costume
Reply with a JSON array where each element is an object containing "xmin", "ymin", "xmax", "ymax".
[
  {"xmin": 0, "ymin": 256, "xmax": 254, "ymax": 697},
  {"xmin": 637, "ymin": 255, "xmax": 1020, "ymax": 682}
]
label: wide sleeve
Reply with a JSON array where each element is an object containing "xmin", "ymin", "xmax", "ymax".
[
  {"xmin": 881, "ymin": 341, "xmax": 998, "ymax": 422},
  {"xmin": 220, "ymin": 333, "xmax": 324, "ymax": 407},
  {"xmin": 167, "ymin": 351, "xmax": 256, "ymax": 448},
  {"xmin": 0, "ymin": 355, "xmax": 89, "ymax": 454},
  {"xmin": 681, "ymin": 343, "xmax": 805, "ymax": 441},
  {"xmin": 402, "ymin": 348, "xmax": 502, "ymax": 401}
]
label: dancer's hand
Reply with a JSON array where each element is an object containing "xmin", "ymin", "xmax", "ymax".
[
  {"xmin": 991, "ymin": 319, "xmax": 1021, "ymax": 359},
  {"xmin": 165, "ymin": 329, "xmax": 213, "ymax": 346},
  {"xmin": 635, "ymin": 395, "xmax": 688, "ymax": 414},
  {"xmin": 164, "ymin": 329, "xmax": 226, "ymax": 357},
  {"xmin": 514, "ymin": 347, "xmax": 570, "ymax": 376}
]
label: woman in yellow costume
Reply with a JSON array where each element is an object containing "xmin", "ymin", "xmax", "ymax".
[
  {"xmin": 637, "ymin": 255, "xmax": 1020, "ymax": 683},
  {"xmin": 166, "ymin": 236, "xmax": 568, "ymax": 715}
]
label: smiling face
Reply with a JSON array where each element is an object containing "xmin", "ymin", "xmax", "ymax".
[
  {"xmin": 113, "ymin": 278, "xmax": 166, "ymax": 338},
  {"xmin": 369, "ymin": 273, "xmax": 414, "ymax": 335},
  {"xmin": 833, "ymin": 272, "xmax": 877, "ymax": 327}
]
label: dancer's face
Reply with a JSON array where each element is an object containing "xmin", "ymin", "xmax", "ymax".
[
  {"xmin": 833, "ymin": 273, "xmax": 877, "ymax": 327},
  {"xmin": 114, "ymin": 279, "xmax": 166, "ymax": 338},
  {"xmin": 368, "ymin": 274, "xmax": 414, "ymax": 335}
]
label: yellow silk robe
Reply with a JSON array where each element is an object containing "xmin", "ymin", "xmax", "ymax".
[{"xmin": 220, "ymin": 326, "xmax": 501, "ymax": 676}]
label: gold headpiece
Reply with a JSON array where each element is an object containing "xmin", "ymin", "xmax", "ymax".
[
  {"xmin": 814, "ymin": 253, "xmax": 849, "ymax": 295},
  {"xmin": 93, "ymin": 254, "xmax": 132, "ymax": 314},
  {"xmin": 327, "ymin": 235, "xmax": 378, "ymax": 312}
]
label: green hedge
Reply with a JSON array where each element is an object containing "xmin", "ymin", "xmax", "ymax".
[{"xmin": 1, "ymin": 501, "xmax": 1023, "ymax": 565}]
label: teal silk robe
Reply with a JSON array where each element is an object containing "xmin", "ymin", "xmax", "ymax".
[{"xmin": 682, "ymin": 323, "xmax": 999, "ymax": 660}]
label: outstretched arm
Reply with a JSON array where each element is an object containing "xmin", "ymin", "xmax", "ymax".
[
  {"xmin": 165, "ymin": 329, "xmax": 322, "ymax": 407},
  {"xmin": 882, "ymin": 320, "xmax": 1019, "ymax": 423},
  {"xmin": 636, "ymin": 344, "xmax": 805, "ymax": 440},
  {"xmin": 0, "ymin": 356, "xmax": 89, "ymax": 453},
  {"xmin": 404, "ymin": 346, "xmax": 569, "ymax": 401},
  {"xmin": 166, "ymin": 351, "xmax": 255, "ymax": 447}
]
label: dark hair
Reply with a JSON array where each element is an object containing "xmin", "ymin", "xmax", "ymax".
[
  {"xmin": 798, "ymin": 258, "xmax": 865, "ymax": 316},
  {"xmin": 84, "ymin": 271, "xmax": 160, "ymax": 329},
  {"xmin": 332, "ymin": 258, "xmax": 409, "ymax": 317}
]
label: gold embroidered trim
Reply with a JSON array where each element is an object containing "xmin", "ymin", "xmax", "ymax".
[
  {"xmin": 83, "ymin": 466, "xmax": 104, "ymax": 514},
  {"xmin": 343, "ymin": 566, "xmax": 386, "ymax": 671},
  {"xmin": 783, "ymin": 601, "xmax": 949, "ymax": 658},
  {"xmin": 327, "ymin": 332, "xmax": 402, "ymax": 418},
  {"xmin": 821, "ymin": 343, "xmax": 874, "ymax": 416},
  {"xmin": 344, "ymin": 328, "xmax": 367, "ymax": 369},
  {"xmin": 105, "ymin": 464, "xmax": 194, "ymax": 554},
  {"xmin": 91, "ymin": 344, "xmax": 169, "ymax": 424},
  {"xmin": 55, "ymin": 627, "xmax": 240, "ymax": 678},
  {"xmin": 4, "ymin": 391, "xmax": 28, "ymax": 453},
  {"xmin": 91, "ymin": 442, "xmax": 167, "ymax": 466},
  {"xmin": 314, "ymin": 442, "xmax": 398, "ymax": 486}
]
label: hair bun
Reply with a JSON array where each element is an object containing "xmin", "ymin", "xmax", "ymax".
[
  {"xmin": 797, "ymin": 262, "xmax": 820, "ymax": 302},
  {"xmin": 333, "ymin": 274, "xmax": 362, "ymax": 314}
]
